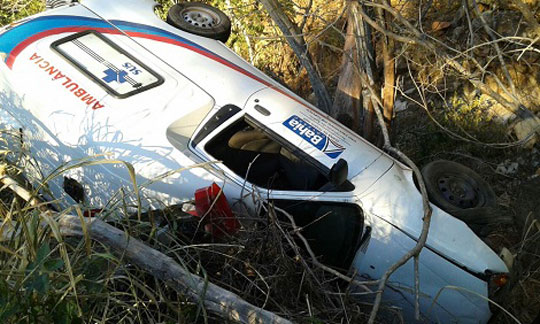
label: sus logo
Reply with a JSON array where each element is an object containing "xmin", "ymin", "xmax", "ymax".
[
  {"xmin": 283, "ymin": 115, "xmax": 345, "ymax": 159},
  {"xmin": 102, "ymin": 68, "xmax": 128, "ymax": 84}
]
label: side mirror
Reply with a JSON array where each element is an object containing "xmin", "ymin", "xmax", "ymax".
[{"xmin": 329, "ymin": 159, "xmax": 348, "ymax": 186}]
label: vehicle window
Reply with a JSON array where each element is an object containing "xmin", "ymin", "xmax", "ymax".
[
  {"xmin": 51, "ymin": 30, "xmax": 164, "ymax": 98},
  {"xmin": 272, "ymin": 200, "xmax": 364, "ymax": 269},
  {"xmin": 191, "ymin": 105, "xmax": 241, "ymax": 148},
  {"xmin": 205, "ymin": 116, "xmax": 354, "ymax": 192}
]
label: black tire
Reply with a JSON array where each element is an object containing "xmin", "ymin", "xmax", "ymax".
[
  {"xmin": 421, "ymin": 160, "xmax": 497, "ymax": 213},
  {"xmin": 166, "ymin": 2, "xmax": 231, "ymax": 43}
]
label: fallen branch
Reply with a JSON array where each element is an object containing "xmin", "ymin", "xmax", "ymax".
[
  {"xmin": 367, "ymin": 93, "xmax": 433, "ymax": 323},
  {"xmin": 0, "ymin": 175, "xmax": 292, "ymax": 324}
]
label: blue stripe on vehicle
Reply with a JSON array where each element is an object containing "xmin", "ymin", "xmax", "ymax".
[
  {"xmin": 0, "ymin": 15, "xmax": 111, "ymax": 55},
  {"xmin": 0, "ymin": 15, "xmax": 215, "ymax": 62}
]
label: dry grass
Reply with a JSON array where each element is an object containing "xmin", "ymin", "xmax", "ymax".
[
  {"xmin": 0, "ymin": 126, "xmax": 371, "ymax": 323},
  {"xmin": 0, "ymin": 165, "xmax": 375, "ymax": 323}
]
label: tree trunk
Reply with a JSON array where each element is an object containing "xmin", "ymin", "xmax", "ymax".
[
  {"xmin": 259, "ymin": 0, "xmax": 333, "ymax": 113},
  {"xmin": 331, "ymin": 2, "xmax": 362, "ymax": 131},
  {"xmin": 356, "ymin": 3, "xmax": 377, "ymax": 141},
  {"xmin": 331, "ymin": 1, "xmax": 377, "ymax": 141},
  {"xmin": 380, "ymin": 11, "xmax": 396, "ymax": 130}
]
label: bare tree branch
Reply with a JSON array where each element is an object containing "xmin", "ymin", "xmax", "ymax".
[
  {"xmin": 472, "ymin": 0, "xmax": 518, "ymax": 100},
  {"xmin": 260, "ymin": 0, "xmax": 333, "ymax": 112},
  {"xmin": 357, "ymin": 0, "xmax": 540, "ymax": 140}
]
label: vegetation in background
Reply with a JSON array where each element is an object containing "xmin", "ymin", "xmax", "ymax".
[{"xmin": 0, "ymin": 0, "xmax": 43, "ymax": 26}]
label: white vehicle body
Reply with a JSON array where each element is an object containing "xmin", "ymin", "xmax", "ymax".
[{"xmin": 0, "ymin": 1, "xmax": 508, "ymax": 322}]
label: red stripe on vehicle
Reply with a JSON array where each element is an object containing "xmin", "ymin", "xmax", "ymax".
[
  {"xmin": 6, "ymin": 26, "xmax": 272, "ymax": 89},
  {"xmin": 7, "ymin": 26, "xmax": 123, "ymax": 68},
  {"xmin": 120, "ymin": 31, "xmax": 274, "ymax": 88},
  {"xmin": 6, "ymin": 24, "xmax": 344, "ymax": 136}
]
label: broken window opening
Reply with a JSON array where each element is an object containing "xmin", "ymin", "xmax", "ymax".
[
  {"xmin": 205, "ymin": 117, "xmax": 353, "ymax": 192},
  {"xmin": 272, "ymin": 199, "xmax": 364, "ymax": 270}
]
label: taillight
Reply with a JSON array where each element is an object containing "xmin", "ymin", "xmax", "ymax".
[
  {"xmin": 487, "ymin": 271, "xmax": 510, "ymax": 312},
  {"xmin": 491, "ymin": 273, "xmax": 509, "ymax": 288}
]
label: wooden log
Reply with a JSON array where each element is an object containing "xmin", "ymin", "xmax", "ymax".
[
  {"xmin": 0, "ymin": 175, "xmax": 292, "ymax": 324},
  {"xmin": 58, "ymin": 215, "xmax": 291, "ymax": 324}
]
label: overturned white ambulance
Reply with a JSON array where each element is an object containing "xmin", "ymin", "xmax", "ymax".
[{"xmin": 0, "ymin": 0, "xmax": 510, "ymax": 322}]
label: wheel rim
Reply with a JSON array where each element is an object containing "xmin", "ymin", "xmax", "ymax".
[
  {"xmin": 181, "ymin": 7, "xmax": 220, "ymax": 29},
  {"xmin": 437, "ymin": 175, "xmax": 482, "ymax": 208}
]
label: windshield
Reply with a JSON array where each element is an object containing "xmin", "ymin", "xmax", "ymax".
[{"xmin": 205, "ymin": 114, "xmax": 354, "ymax": 192}]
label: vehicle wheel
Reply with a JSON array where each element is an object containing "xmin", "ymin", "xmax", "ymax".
[
  {"xmin": 421, "ymin": 160, "xmax": 497, "ymax": 213},
  {"xmin": 167, "ymin": 2, "xmax": 231, "ymax": 43}
]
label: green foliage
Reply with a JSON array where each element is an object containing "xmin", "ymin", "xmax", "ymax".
[
  {"xmin": 0, "ymin": 238, "xmax": 81, "ymax": 324},
  {"xmin": 0, "ymin": 195, "xmax": 196, "ymax": 323},
  {"xmin": 448, "ymin": 93, "xmax": 494, "ymax": 124},
  {"xmin": 0, "ymin": 0, "xmax": 44, "ymax": 26},
  {"xmin": 443, "ymin": 92, "xmax": 508, "ymax": 143}
]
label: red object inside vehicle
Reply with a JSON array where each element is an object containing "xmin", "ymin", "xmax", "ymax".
[{"xmin": 194, "ymin": 183, "xmax": 240, "ymax": 237}]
